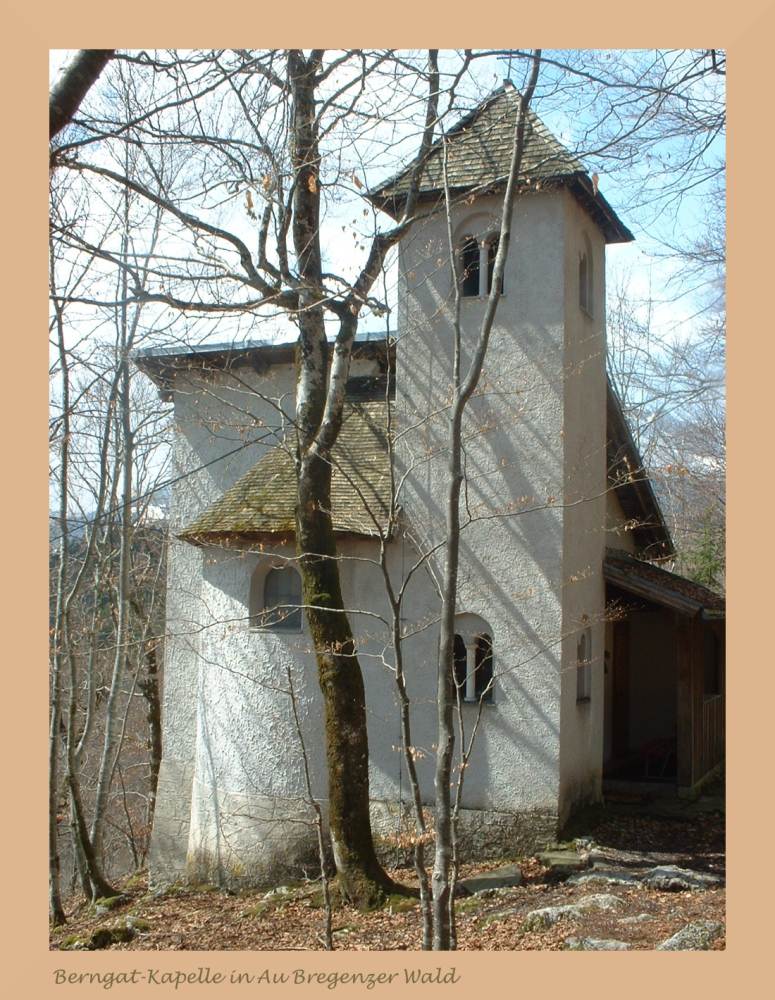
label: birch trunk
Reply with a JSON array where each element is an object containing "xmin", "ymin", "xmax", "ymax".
[{"xmin": 431, "ymin": 53, "xmax": 542, "ymax": 949}]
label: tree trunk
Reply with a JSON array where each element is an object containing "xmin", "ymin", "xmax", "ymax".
[
  {"xmin": 50, "ymin": 50, "xmax": 114, "ymax": 141},
  {"xmin": 432, "ymin": 407, "xmax": 465, "ymax": 949},
  {"xmin": 90, "ymin": 181, "xmax": 134, "ymax": 862},
  {"xmin": 296, "ymin": 451, "xmax": 401, "ymax": 907},
  {"xmin": 288, "ymin": 49, "xmax": 400, "ymax": 908},
  {"xmin": 49, "ymin": 679, "xmax": 66, "ymax": 925},
  {"xmin": 140, "ymin": 638, "xmax": 163, "ymax": 838},
  {"xmin": 431, "ymin": 52, "xmax": 542, "ymax": 950}
]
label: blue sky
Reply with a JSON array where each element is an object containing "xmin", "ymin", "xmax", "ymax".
[{"xmin": 50, "ymin": 49, "xmax": 725, "ymax": 349}]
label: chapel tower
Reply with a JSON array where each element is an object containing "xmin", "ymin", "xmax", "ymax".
[{"xmin": 370, "ymin": 86, "xmax": 634, "ymax": 822}]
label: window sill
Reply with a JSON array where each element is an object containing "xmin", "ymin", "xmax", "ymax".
[
  {"xmin": 249, "ymin": 624, "xmax": 303, "ymax": 635},
  {"xmin": 461, "ymin": 294, "xmax": 507, "ymax": 303}
]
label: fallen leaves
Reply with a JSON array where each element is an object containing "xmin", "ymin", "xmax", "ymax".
[{"xmin": 50, "ymin": 811, "xmax": 724, "ymax": 952}]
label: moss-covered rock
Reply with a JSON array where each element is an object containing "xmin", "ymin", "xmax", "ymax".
[
  {"xmin": 122, "ymin": 871, "xmax": 148, "ymax": 890},
  {"xmin": 382, "ymin": 893, "xmax": 419, "ymax": 914},
  {"xmin": 91, "ymin": 895, "xmax": 127, "ymax": 915},
  {"xmin": 59, "ymin": 934, "xmax": 88, "ymax": 951},
  {"xmin": 88, "ymin": 925, "xmax": 135, "ymax": 949},
  {"xmin": 126, "ymin": 916, "xmax": 151, "ymax": 932}
]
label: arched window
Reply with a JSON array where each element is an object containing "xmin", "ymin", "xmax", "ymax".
[
  {"xmin": 459, "ymin": 233, "xmax": 503, "ymax": 298},
  {"xmin": 452, "ymin": 614, "xmax": 495, "ymax": 704},
  {"xmin": 576, "ymin": 626, "xmax": 592, "ymax": 702},
  {"xmin": 250, "ymin": 565, "xmax": 302, "ymax": 632}
]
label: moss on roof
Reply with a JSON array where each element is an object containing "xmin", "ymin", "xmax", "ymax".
[{"xmin": 179, "ymin": 402, "xmax": 392, "ymax": 544}]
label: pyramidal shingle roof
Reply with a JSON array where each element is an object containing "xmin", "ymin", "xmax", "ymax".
[
  {"xmin": 370, "ymin": 86, "xmax": 633, "ymax": 244},
  {"xmin": 179, "ymin": 402, "xmax": 392, "ymax": 544}
]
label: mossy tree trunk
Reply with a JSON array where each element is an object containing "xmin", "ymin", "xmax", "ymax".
[
  {"xmin": 288, "ymin": 50, "xmax": 402, "ymax": 909},
  {"xmin": 296, "ymin": 451, "xmax": 402, "ymax": 906}
]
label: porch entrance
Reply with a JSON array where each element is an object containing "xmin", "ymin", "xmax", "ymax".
[{"xmin": 602, "ymin": 550, "xmax": 725, "ymax": 797}]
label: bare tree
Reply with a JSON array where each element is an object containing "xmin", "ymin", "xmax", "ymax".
[
  {"xmin": 53, "ymin": 47, "xmax": 473, "ymax": 908},
  {"xmin": 431, "ymin": 53, "xmax": 541, "ymax": 950},
  {"xmin": 50, "ymin": 50, "xmax": 115, "ymax": 142},
  {"xmin": 49, "ymin": 116, "xmax": 172, "ymax": 914},
  {"xmin": 50, "ymin": 48, "xmax": 725, "ymax": 931}
]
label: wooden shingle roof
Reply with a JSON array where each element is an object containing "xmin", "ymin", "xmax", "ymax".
[
  {"xmin": 179, "ymin": 402, "xmax": 392, "ymax": 544},
  {"xmin": 370, "ymin": 86, "xmax": 633, "ymax": 244},
  {"xmin": 606, "ymin": 378, "xmax": 674, "ymax": 559},
  {"xmin": 604, "ymin": 548, "xmax": 725, "ymax": 619}
]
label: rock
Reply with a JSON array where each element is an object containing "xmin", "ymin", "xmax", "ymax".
[
  {"xmin": 88, "ymin": 925, "xmax": 135, "ymax": 950},
  {"xmin": 125, "ymin": 916, "xmax": 151, "ymax": 932},
  {"xmin": 642, "ymin": 865, "xmax": 723, "ymax": 892},
  {"xmin": 481, "ymin": 908, "xmax": 520, "ymax": 928},
  {"xmin": 619, "ymin": 913, "xmax": 655, "ymax": 925},
  {"xmin": 567, "ymin": 868, "xmax": 641, "ymax": 887},
  {"xmin": 92, "ymin": 895, "xmax": 126, "ymax": 916},
  {"xmin": 263, "ymin": 885, "xmax": 292, "ymax": 899},
  {"xmin": 523, "ymin": 893, "xmax": 624, "ymax": 931},
  {"xmin": 574, "ymin": 837, "xmax": 595, "ymax": 851},
  {"xmin": 59, "ymin": 935, "xmax": 88, "ymax": 951},
  {"xmin": 565, "ymin": 936, "xmax": 631, "ymax": 950},
  {"xmin": 656, "ymin": 920, "xmax": 724, "ymax": 951},
  {"xmin": 588, "ymin": 846, "xmax": 674, "ymax": 868},
  {"xmin": 458, "ymin": 864, "xmax": 524, "ymax": 894},
  {"xmin": 538, "ymin": 850, "xmax": 590, "ymax": 875}
]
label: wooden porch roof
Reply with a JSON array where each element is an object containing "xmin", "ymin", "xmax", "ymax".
[{"xmin": 604, "ymin": 547, "xmax": 725, "ymax": 619}]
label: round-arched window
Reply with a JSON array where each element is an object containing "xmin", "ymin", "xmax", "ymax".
[
  {"xmin": 452, "ymin": 613, "xmax": 495, "ymax": 704},
  {"xmin": 458, "ymin": 233, "xmax": 503, "ymax": 298},
  {"xmin": 250, "ymin": 565, "xmax": 303, "ymax": 632}
]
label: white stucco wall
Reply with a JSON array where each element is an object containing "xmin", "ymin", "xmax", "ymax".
[
  {"xmin": 558, "ymin": 192, "xmax": 607, "ymax": 823},
  {"xmin": 150, "ymin": 184, "xmax": 617, "ymax": 884},
  {"xmin": 395, "ymin": 190, "xmax": 573, "ymax": 822}
]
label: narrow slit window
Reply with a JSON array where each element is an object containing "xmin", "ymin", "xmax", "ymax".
[
  {"xmin": 579, "ymin": 253, "xmax": 589, "ymax": 312},
  {"xmin": 579, "ymin": 235, "xmax": 593, "ymax": 316},
  {"xmin": 576, "ymin": 627, "xmax": 592, "ymax": 702}
]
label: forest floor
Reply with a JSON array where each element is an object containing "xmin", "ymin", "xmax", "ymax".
[{"xmin": 50, "ymin": 795, "xmax": 725, "ymax": 952}]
